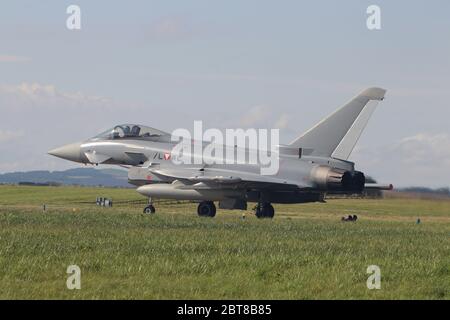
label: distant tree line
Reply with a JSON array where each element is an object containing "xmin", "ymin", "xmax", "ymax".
[
  {"xmin": 399, "ymin": 187, "xmax": 450, "ymax": 196},
  {"xmin": 18, "ymin": 181, "xmax": 62, "ymax": 187}
]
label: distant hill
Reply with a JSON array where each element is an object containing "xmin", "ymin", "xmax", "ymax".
[{"xmin": 0, "ymin": 168, "xmax": 130, "ymax": 187}]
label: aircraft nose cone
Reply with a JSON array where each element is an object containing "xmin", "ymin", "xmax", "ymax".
[{"xmin": 48, "ymin": 142, "xmax": 83, "ymax": 163}]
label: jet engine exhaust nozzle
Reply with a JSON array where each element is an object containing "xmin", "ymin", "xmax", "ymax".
[{"xmin": 311, "ymin": 166, "xmax": 365, "ymax": 193}]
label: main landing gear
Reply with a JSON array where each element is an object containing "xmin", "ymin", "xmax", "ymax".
[
  {"xmin": 197, "ymin": 201, "xmax": 216, "ymax": 217},
  {"xmin": 142, "ymin": 199, "xmax": 275, "ymax": 219},
  {"xmin": 255, "ymin": 203, "xmax": 275, "ymax": 219}
]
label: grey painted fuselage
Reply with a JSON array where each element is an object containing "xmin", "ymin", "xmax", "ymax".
[{"xmin": 48, "ymin": 87, "xmax": 393, "ymax": 210}]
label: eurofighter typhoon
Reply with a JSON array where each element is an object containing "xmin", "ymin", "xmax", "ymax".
[{"xmin": 48, "ymin": 88, "xmax": 393, "ymax": 218}]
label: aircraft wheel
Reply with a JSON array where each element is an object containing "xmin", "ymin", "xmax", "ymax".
[
  {"xmin": 143, "ymin": 205, "xmax": 156, "ymax": 214},
  {"xmin": 265, "ymin": 204, "xmax": 275, "ymax": 218},
  {"xmin": 197, "ymin": 201, "xmax": 216, "ymax": 217},
  {"xmin": 256, "ymin": 203, "xmax": 274, "ymax": 219}
]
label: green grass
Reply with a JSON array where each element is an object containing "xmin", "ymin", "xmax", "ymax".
[{"xmin": 0, "ymin": 185, "xmax": 449, "ymax": 299}]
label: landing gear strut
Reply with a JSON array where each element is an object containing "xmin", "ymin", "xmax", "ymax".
[
  {"xmin": 197, "ymin": 201, "xmax": 216, "ymax": 217},
  {"xmin": 255, "ymin": 203, "xmax": 274, "ymax": 219},
  {"xmin": 143, "ymin": 198, "xmax": 156, "ymax": 214}
]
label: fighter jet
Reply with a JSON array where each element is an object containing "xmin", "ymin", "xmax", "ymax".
[{"xmin": 48, "ymin": 87, "xmax": 393, "ymax": 218}]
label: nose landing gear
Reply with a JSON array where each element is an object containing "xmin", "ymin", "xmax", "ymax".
[{"xmin": 143, "ymin": 197, "xmax": 156, "ymax": 214}]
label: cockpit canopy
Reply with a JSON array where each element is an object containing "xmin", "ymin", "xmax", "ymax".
[{"xmin": 91, "ymin": 124, "xmax": 170, "ymax": 141}]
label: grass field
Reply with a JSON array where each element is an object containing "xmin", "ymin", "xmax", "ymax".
[{"xmin": 0, "ymin": 185, "xmax": 449, "ymax": 299}]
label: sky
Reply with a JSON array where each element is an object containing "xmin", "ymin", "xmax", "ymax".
[{"xmin": 0, "ymin": 0, "xmax": 449, "ymax": 187}]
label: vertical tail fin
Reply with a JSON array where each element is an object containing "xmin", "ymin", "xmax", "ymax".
[{"xmin": 288, "ymin": 87, "xmax": 386, "ymax": 159}]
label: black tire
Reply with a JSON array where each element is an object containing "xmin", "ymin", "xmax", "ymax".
[
  {"xmin": 255, "ymin": 207, "xmax": 263, "ymax": 218},
  {"xmin": 197, "ymin": 201, "xmax": 216, "ymax": 217},
  {"xmin": 256, "ymin": 203, "xmax": 274, "ymax": 219},
  {"xmin": 143, "ymin": 205, "xmax": 156, "ymax": 214},
  {"xmin": 265, "ymin": 204, "xmax": 275, "ymax": 218}
]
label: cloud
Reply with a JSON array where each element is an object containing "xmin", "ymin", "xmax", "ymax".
[
  {"xmin": 0, "ymin": 82, "xmax": 113, "ymax": 109},
  {"xmin": 0, "ymin": 55, "xmax": 31, "ymax": 63},
  {"xmin": 1, "ymin": 82, "xmax": 57, "ymax": 97},
  {"xmin": 392, "ymin": 133, "xmax": 450, "ymax": 166},
  {"xmin": 274, "ymin": 113, "xmax": 289, "ymax": 129},
  {"xmin": 351, "ymin": 132, "xmax": 450, "ymax": 187},
  {"xmin": 0, "ymin": 130, "xmax": 24, "ymax": 143},
  {"xmin": 147, "ymin": 17, "xmax": 195, "ymax": 41},
  {"xmin": 237, "ymin": 106, "xmax": 291, "ymax": 131},
  {"xmin": 239, "ymin": 105, "xmax": 271, "ymax": 127}
]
